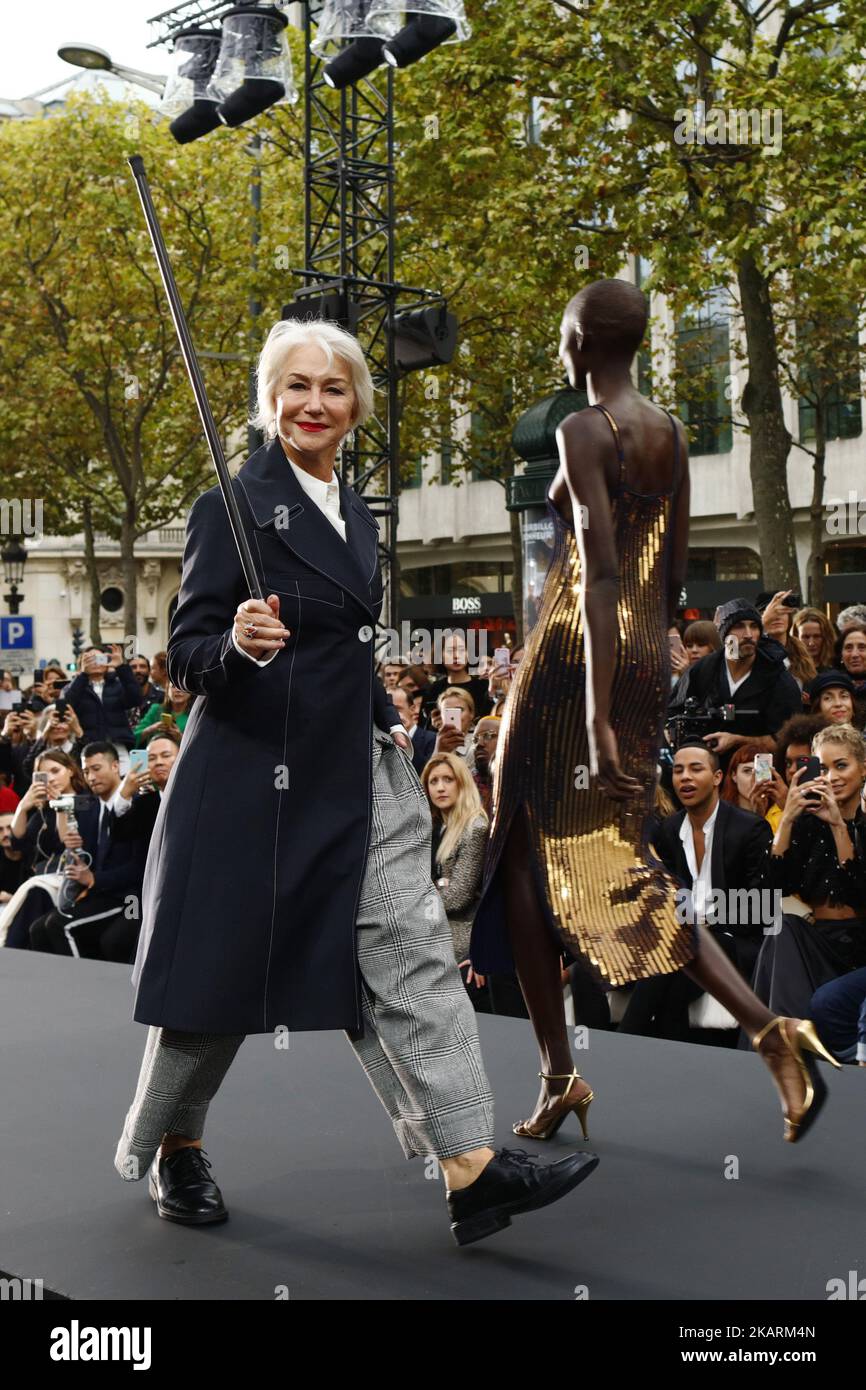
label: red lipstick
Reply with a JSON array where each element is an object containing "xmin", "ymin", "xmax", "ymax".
[{"xmin": 297, "ymin": 422, "xmax": 327, "ymax": 432}]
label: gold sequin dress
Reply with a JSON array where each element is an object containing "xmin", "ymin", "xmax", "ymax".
[{"xmin": 471, "ymin": 404, "xmax": 697, "ymax": 986}]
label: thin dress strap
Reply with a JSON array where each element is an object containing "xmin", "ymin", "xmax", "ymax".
[
  {"xmin": 590, "ymin": 402, "xmax": 626, "ymax": 489},
  {"xmin": 664, "ymin": 409, "xmax": 680, "ymax": 495}
]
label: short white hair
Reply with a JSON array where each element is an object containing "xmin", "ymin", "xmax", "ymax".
[
  {"xmin": 837, "ymin": 604, "xmax": 866, "ymax": 632},
  {"xmin": 250, "ymin": 318, "xmax": 375, "ymax": 442}
]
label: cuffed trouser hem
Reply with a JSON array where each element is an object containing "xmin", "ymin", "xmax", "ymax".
[{"xmin": 114, "ymin": 1025, "xmax": 245, "ymax": 1181}]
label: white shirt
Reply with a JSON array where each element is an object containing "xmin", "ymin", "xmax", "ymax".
[
  {"xmin": 231, "ymin": 456, "xmax": 403, "ymax": 739},
  {"xmin": 725, "ymin": 661, "xmax": 751, "ymax": 696},
  {"xmin": 679, "ymin": 800, "xmax": 720, "ymax": 924}
]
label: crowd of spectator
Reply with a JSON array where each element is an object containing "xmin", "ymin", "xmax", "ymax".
[
  {"xmin": 0, "ymin": 647, "xmax": 181, "ymax": 962},
  {"xmin": 5, "ymin": 600, "xmax": 866, "ymax": 1067}
]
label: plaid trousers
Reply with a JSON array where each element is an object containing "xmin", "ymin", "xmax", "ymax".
[{"xmin": 114, "ymin": 728, "xmax": 495, "ymax": 1179}]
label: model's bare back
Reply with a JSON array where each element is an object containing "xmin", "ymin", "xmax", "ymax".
[{"xmin": 549, "ymin": 394, "xmax": 687, "ymax": 528}]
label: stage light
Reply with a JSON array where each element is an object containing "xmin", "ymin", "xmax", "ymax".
[
  {"xmin": 370, "ymin": 2, "xmax": 471, "ymax": 69},
  {"xmin": 311, "ymin": 1, "xmax": 400, "ymax": 89},
  {"xmin": 281, "ymin": 286, "xmax": 361, "ymax": 332},
  {"xmin": 323, "ymin": 37, "xmax": 387, "ymax": 89},
  {"xmin": 393, "ymin": 303, "xmax": 458, "ymax": 372},
  {"xmin": 207, "ymin": 4, "xmax": 297, "ymax": 129},
  {"xmin": 160, "ymin": 27, "xmax": 223, "ymax": 145}
]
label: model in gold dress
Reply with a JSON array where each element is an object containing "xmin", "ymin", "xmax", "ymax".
[{"xmin": 471, "ymin": 278, "xmax": 840, "ymax": 1143}]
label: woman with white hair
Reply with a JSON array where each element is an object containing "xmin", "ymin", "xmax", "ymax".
[{"xmin": 115, "ymin": 318, "xmax": 597, "ymax": 1247}]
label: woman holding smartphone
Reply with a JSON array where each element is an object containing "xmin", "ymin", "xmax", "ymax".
[
  {"xmin": 133, "ymin": 683, "xmax": 193, "ymax": 746},
  {"xmin": 752, "ymin": 723, "xmax": 866, "ymax": 1018},
  {"xmin": 0, "ymin": 750, "xmax": 89, "ymax": 948}
]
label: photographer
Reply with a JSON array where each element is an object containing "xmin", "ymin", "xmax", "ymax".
[
  {"xmin": 0, "ymin": 701, "xmax": 40, "ymax": 797},
  {"xmin": 757, "ymin": 590, "xmax": 816, "ymax": 689},
  {"xmin": 28, "ymin": 742, "xmax": 152, "ymax": 962},
  {"xmin": 751, "ymin": 723, "xmax": 866, "ymax": 1018},
  {"xmin": 0, "ymin": 750, "xmax": 88, "ymax": 949},
  {"xmin": 20, "ymin": 701, "xmax": 86, "ymax": 787},
  {"xmin": 133, "ymin": 682, "xmax": 193, "ymax": 746},
  {"xmin": 667, "ymin": 597, "xmax": 802, "ymax": 770},
  {"xmin": 434, "ymin": 687, "xmax": 476, "ymax": 761},
  {"xmin": 65, "ymin": 646, "xmax": 142, "ymax": 772}
]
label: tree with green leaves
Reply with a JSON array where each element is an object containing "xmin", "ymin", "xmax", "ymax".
[
  {"xmin": 389, "ymin": 0, "xmax": 866, "ymax": 595},
  {"xmin": 0, "ymin": 90, "xmax": 302, "ymax": 641}
]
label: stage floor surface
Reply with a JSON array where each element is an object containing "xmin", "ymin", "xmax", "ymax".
[{"xmin": 2, "ymin": 950, "xmax": 864, "ymax": 1301}]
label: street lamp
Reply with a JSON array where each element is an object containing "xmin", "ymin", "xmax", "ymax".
[
  {"xmin": 57, "ymin": 43, "xmax": 167, "ymax": 96},
  {"xmin": 2, "ymin": 540, "xmax": 28, "ymax": 616}
]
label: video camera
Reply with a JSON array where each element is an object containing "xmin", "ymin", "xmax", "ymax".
[
  {"xmin": 48, "ymin": 794, "xmax": 97, "ymax": 833},
  {"xmin": 664, "ymin": 698, "xmax": 758, "ymax": 751}
]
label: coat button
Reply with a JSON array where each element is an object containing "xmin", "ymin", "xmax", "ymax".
[{"xmin": 358, "ymin": 625, "xmax": 373, "ymax": 642}]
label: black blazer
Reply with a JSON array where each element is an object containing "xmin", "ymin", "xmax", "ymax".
[
  {"xmin": 651, "ymin": 798, "xmax": 773, "ymax": 941},
  {"xmin": 410, "ymin": 725, "xmax": 437, "ymax": 775}
]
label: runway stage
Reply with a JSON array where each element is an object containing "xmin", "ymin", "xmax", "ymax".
[{"xmin": 2, "ymin": 950, "xmax": 864, "ymax": 1301}]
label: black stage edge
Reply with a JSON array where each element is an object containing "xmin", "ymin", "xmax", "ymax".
[{"xmin": 2, "ymin": 950, "xmax": 865, "ymax": 1303}]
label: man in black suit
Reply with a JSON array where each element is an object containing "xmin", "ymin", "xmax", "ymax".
[
  {"xmin": 619, "ymin": 741, "xmax": 773, "ymax": 1042},
  {"xmin": 390, "ymin": 685, "xmax": 437, "ymax": 775}
]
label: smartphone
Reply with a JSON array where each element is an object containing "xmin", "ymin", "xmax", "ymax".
[
  {"xmin": 33, "ymin": 771, "xmax": 49, "ymax": 787},
  {"xmin": 441, "ymin": 707, "xmax": 463, "ymax": 731},
  {"xmin": 55, "ymin": 697, "xmax": 68, "ymax": 718},
  {"xmin": 797, "ymin": 755, "xmax": 823, "ymax": 804},
  {"xmin": 493, "ymin": 646, "xmax": 511, "ymax": 670},
  {"xmin": 128, "ymin": 749, "xmax": 149, "ymax": 775},
  {"xmin": 93, "ymin": 652, "xmax": 109, "ymax": 667},
  {"xmin": 754, "ymin": 753, "xmax": 773, "ymax": 784}
]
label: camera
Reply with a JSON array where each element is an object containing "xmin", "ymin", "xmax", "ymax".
[
  {"xmin": 48, "ymin": 793, "xmax": 97, "ymax": 832},
  {"xmin": 665, "ymin": 698, "xmax": 739, "ymax": 748}
]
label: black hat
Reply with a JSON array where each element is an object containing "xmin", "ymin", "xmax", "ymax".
[
  {"xmin": 714, "ymin": 598, "xmax": 762, "ymax": 643},
  {"xmin": 806, "ymin": 669, "xmax": 856, "ymax": 702}
]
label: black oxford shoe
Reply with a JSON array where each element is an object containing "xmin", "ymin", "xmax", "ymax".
[
  {"xmin": 447, "ymin": 1147, "xmax": 599, "ymax": 1247},
  {"xmin": 148, "ymin": 1147, "xmax": 228, "ymax": 1225}
]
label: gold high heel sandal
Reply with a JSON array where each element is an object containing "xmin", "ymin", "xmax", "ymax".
[
  {"xmin": 512, "ymin": 1069, "xmax": 594, "ymax": 1142},
  {"xmin": 752, "ymin": 1016, "xmax": 842, "ymax": 1143}
]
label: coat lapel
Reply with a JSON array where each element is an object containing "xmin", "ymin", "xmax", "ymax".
[{"xmin": 235, "ymin": 437, "xmax": 380, "ymax": 618}]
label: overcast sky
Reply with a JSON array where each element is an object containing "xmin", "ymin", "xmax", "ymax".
[{"xmin": 1, "ymin": 1, "xmax": 194, "ymax": 101}]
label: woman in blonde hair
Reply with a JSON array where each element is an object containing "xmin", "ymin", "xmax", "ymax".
[
  {"xmin": 422, "ymin": 752, "xmax": 489, "ymax": 979},
  {"xmin": 752, "ymin": 723, "xmax": 866, "ymax": 1023}
]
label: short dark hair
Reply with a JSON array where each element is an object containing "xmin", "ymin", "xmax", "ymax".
[
  {"xmin": 145, "ymin": 729, "xmax": 181, "ymax": 751},
  {"xmin": 82, "ymin": 741, "xmax": 119, "ymax": 763},
  {"xmin": 773, "ymin": 714, "xmax": 826, "ymax": 777},
  {"xmin": 671, "ymin": 740, "xmax": 720, "ymax": 772},
  {"xmin": 141, "ymin": 724, "xmax": 182, "ymax": 749}
]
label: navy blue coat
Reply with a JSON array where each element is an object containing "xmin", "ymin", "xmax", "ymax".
[{"xmin": 131, "ymin": 437, "xmax": 398, "ymax": 1034}]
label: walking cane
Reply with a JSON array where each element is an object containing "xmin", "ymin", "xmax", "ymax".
[{"xmin": 127, "ymin": 154, "xmax": 264, "ymax": 602}]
